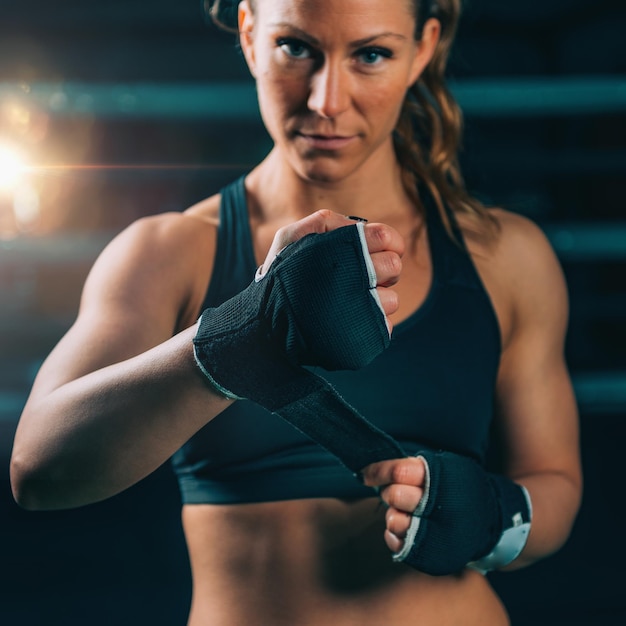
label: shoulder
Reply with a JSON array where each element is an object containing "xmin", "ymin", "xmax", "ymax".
[
  {"xmin": 459, "ymin": 207, "xmax": 554, "ymax": 265},
  {"xmin": 459, "ymin": 208, "xmax": 568, "ymax": 349},
  {"xmin": 30, "ymin": 198, "xmax": 227, "ymax": 392},
  {"xmin": 480, "ymin": 209, "xmax": 560, "ymax": 277},
  {"xmin": 487, "ymin": 208, "xmax": 566, "ymax": 308},
  {"xmin": 103, "ymin": 189, "xmax": 223, "ymax": 277},
  {"xmin": 91, "ymin": 209, "xmax": 216, "ymax": 282},
  {"xmin": 84, "ymin": 197, "xmax": 223, "ymax": 332}
]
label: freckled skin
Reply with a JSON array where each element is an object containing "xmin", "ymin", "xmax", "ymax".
[{"xmin": 241, "ymin": 0, "xmax": 427, "ymax": 186}]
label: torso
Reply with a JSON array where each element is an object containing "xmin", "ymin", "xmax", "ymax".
[
  {"xmin": 182, "ymin": 499, "xmax": 509, "ymax": 626},
  {"xmin": 179, "ymin": 178, "xmax": 514, "ymax": 625}
]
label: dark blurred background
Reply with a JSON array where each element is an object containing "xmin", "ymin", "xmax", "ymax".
[{"xmin": 1, "ymin": 1, "xmax": 625, "ymax": 624}]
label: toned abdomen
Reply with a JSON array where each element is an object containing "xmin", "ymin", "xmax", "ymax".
[{"xmin": 182, "ymin": 498, "xmax": 510, "ymax": 626}]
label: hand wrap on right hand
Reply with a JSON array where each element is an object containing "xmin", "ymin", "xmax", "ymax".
[
  {"xmin": 193, "ymin": 223, "xmax": 389, "ymax": 410},
  {"xmin": 392, "ymin": 450, "xmax": 532, "ymax": 575},
  {"xmin": 193, "ymin": 223, "xmax": 531, "ymax": 575}
]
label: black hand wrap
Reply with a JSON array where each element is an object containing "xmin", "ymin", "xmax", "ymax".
[
  {"xmin": 193, "ymin": 223, "xmax": 531, "ymax": 575},
  {"xmin": 193, "ymin": 223, "xmax": 406, "ymax": 471},
  {"xmin": 392, "ymin": 450, "xmax": 532, "ymax": 576}
]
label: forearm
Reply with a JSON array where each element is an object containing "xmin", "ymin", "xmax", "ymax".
[
  {"xmin": 504, "ymin": 470, "xmax": 582, "ymax": 570},
  {"xmin": 11, "ymin": 327, "xmax": 233, "ymax": 510}
]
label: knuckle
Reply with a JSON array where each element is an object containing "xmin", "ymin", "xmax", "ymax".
[
  {"xmin": 390, "ymin": 462, "xmax": 414, "ymax": 485},
  {"xmin": 316, "ymin": 208, "xmax": 334, "ymax": 221},
  {"xmin": 275, "ymin": 223, "xmax": 294, "ymax": 244},
  {"xmin": 387, "ymin": 253, "xmax": 402, "ymax": 275},
  {"xmin": 388, "ymin": 289, "xmax": 400, "ymax": 310},
  {"xmin": 386, "ymin": 510, "xmax": 398, "ymax": 531},
  {"xmin": 389, "ymin": 518, "xmax": 402, "ymax": 535},
  {"xmin": 377, "ymin": 287, "xmax": 398, "ymax": 313},
  {"xmin": 385, "ymin": 530, "xmax": 404, "ymax": 553},
  {"xmin": 361, "ymin": 462, "xmax": 382, "ymax": 486},
  {"xmin": 368, "ymin": 223, "xmax": 389, "ymax": 247},
  {"xmin": 386, "ymin": 509, "xmax": 409, "ymax": 535},
  {"xmin": 386, "ymin": 484, "xmax": 405, "ymax": 504}
]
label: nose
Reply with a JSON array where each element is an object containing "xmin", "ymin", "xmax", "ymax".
[{"xmin": 307, "ymin": 59, "xmax": 351, "ymax": 119}]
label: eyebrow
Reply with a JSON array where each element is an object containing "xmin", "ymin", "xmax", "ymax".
[{"xmin": 269, "ymin": 23, "xmax": 407, "ymax": 47}]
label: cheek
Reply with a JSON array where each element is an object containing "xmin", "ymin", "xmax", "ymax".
[
  {"xmin": 255, "ymin": 74, "xmax": 303, "ymax": 136},
  {"xmin": 257, "ymin": 68, "xmax": 306, "ymax": 112},
  {"xmin": 358, "ymin": 80, "xmax": 408, "ymax": 129}
]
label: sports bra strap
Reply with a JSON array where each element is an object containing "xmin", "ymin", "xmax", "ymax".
[{"xmin": 203, "ymin": 176, "xmax": 257, "ymax": 308}]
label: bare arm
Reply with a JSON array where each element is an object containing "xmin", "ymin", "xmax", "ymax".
[
  {"xmin": 490, "ymin": 211, "xmax": 581, "ymax": 567},
  {"xmin": 11, "ymin": 213, "xmax": 233, "ymax": 509},
  {"xmin": 11, "ymin": 209, "xmax": 404, "ymax": 511}
]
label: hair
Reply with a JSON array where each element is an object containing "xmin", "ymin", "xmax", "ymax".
[{"xmin": 205, "ymin": 0, "xmax": 497, "ymax": 241}]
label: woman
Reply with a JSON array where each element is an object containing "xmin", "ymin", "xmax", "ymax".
[{"xmin": 11, "ymin": 0, "xmax": 582, "ymax": 624}]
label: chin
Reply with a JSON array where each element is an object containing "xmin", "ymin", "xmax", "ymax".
[
  {"xmin": 295, "ymin": 156, "xmax": 360, "ymax": 185},
  {"xmin": 300, "ymin": 169, "xmax": 340, "ymax": 184}
]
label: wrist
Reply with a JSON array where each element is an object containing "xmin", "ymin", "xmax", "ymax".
[
  {"xmin": 192, "ymin": 312, "xmax": 245, "ymax": 400},
  {"xmin": 467, "ymin": 477, "xmax": 532, "ymax": 573}
]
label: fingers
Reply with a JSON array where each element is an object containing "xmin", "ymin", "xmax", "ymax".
[
  {"xmin": 261, "ymin": 210, "xmax": 405, "ymax": 281},
  {"xmin": 385, "ymin": 507, "xmax": 413, "ymax": 551},
  {"xmin": 375, "ymin": 286, "xmax": 399, "ymax": 320},
  {"xmin": 260, "ymin": 210, "xmax": 358, "ymax": 276},
  {"xmin": 362, "ymin": 457, "xmax": 425, "ymax": 514},
  {"xmin": 273, "ymin": 210, "xmax": 357, "ymax": 252},
  {"xmin": 364, "ymin": 223, "xmax": 404, "ymax": 289},
  {"xmin": 362, "ymin": 457, "xmax": 425, "ymax": 556},
  {"xmin": 385, "ymin": 527, "xmax": 406, "ymax": 554},
  {"xmin": 362, "ymin": 457, "xmax": 427, "ymax": 492},
  {"xmin": 380, "ymin": 483, "xmax": 423, "ymax": 513},
  {"xmin": 288, "ymin": 209, "xmax": 358, "ymax": 239},
  {"xmin": 361, "ymin": 457, "xmax": 426, "ymax": 557},
  {"xmin": 362, "ymin": 222, "xmax": 405, "ymax": 258},
  {"xmin": 370, "ymin": 251, "xmax": 402, "ymax": 288}
]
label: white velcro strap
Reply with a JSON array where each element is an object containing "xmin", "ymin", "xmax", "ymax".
[
  {"xmin": 355, "ymin": 222, "xmax": 391, "ymax": 338},
  {"xmin": 467, "ymin": 485, "xmax": 533, "ymax": 573}
]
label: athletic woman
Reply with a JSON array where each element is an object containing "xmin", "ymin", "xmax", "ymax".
[{"xmin": 11, "ymin": 1, "xmax": 582, "ymax": 624}]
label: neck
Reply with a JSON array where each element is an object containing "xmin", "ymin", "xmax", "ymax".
[{"xmin": 247, "ymin": 140, "xmax": 416, "ymax": 224}]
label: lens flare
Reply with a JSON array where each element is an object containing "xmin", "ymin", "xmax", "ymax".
[{"xmin": 0, "ymin": 144, "xmax": 27, "ymax": 190}]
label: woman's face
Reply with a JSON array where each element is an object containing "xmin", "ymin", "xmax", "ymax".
[{"xmin": 239, "ymin": 0, "xmax": 438, "ymax": 184}]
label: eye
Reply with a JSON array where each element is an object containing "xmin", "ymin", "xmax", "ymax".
[
  {"xmin": 277, "ymin": 38, "xmax": 313, "ymax": 60},
  {"xmin": 356, "ymin": 46, "xmax": 393, "ymax": 66}
]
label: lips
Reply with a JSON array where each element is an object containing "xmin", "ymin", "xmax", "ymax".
[{"xmin": 295, "ymin": 132, "xmax": 357, "ymax": 150}]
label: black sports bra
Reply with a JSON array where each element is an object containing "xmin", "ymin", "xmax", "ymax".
[{"xmin": 171, "ymin": 177, "xmax": 501, "ymax": 504}]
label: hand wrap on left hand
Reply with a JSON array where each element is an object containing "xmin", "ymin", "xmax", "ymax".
[
  {"xmin": 193, "ymin": 222, "xmax": 389, "ymax": 405},
  {"xmin": 193, "ymin": 223, "xmax": 406, "ymax": 471},
  {"xmin": 393, "ymin": 450, "xmax": 532, "ymax": 576}
]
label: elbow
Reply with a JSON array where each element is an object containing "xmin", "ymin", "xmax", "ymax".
[
  {"xmin": 11, "ymin": 457, "xmax": 41, "ymax": 510},
  {"xmin": 10, "ymin": 450, "xmax": 72, "ymax": 511},
  {"xmin": 10, "ymin": 409, "xmax": 68, "ymax": 510},
  {"xmin": 10, "ymin": 452, "xmax": 48, "ymax": 510},
  {"xmin": 11, "ymin": 446, "xmax": 121, "ymax": 511}
]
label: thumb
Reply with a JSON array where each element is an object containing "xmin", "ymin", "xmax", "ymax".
[{"xmin": 259, "ymin": 210, "xmax": 362, "ymax": 277}]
